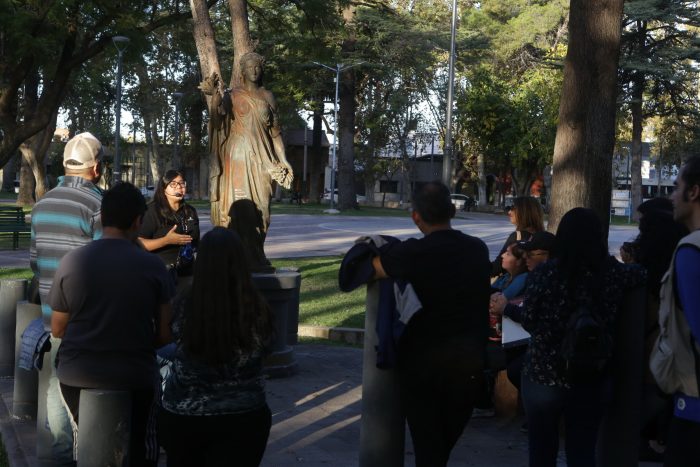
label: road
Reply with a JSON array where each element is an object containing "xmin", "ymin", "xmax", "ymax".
[{"xmin": 0, "ymin": 211, "xmax": 638, "ymax": 268}]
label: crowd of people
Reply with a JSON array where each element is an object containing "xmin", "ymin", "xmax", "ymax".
[
  {"xmin": 27, "ymin": 131, "xmax": 700, "ymax": 466},
  {"xmin": 31, "ymin": 133, "xmax": 273, "ymax": 467}
]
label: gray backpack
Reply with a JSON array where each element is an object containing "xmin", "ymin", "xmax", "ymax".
[{"xmin": 649, "ymin": 231, "xmax": 700, "ymax": 396}]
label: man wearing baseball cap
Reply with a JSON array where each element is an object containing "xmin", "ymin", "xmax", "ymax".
[{"xmin": 29, "ymin": 131, "xmax": 104, "ymax": 465}]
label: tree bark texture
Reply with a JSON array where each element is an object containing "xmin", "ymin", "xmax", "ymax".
[
  {"xmin": 228, "ymin": 0, "xmax": 254, "ymax": 89},
  {"xmin": 338, "ymin": 65, "xmax": 357, "ymax": 209},
  {"xmin": 630, "ymin": 76, "xmax": 644, "ymax": 221},
  {"xmin": 548, "ymin": 0, "xmax": 624, "ymax": 235},
  {"xmin": 337, "ymin": 5, "xmax": 358, "ymax": 210},
  {"xmin": 309, "ymin": 100, "xmax": 323, "ymax": 203}
]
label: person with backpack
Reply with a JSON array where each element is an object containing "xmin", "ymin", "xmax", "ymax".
[
  {"xmin": 650, "ymin": 156, "xmax": 700, "ymax": 467},
  {"xmin": 520, "ymin": 208, "xmax": 645, "ymax": 467}
]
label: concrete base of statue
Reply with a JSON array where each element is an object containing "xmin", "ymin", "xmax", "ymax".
[{"xmin": 252, "ymin": 270, "xmax": 301, "ymax": 378}]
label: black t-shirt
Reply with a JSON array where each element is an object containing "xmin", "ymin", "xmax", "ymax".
[
  {"xmin": 379, "ymin": 229, "xmax": 491, "ymax": 351},
  {"xmin": 139, "ymin": 202, "xmax": 200, "ymax": 267},
  {"xmin": 49, "ymin": 238, "xmax": 175, "ymax": 389}
]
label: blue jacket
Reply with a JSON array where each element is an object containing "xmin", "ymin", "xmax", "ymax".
[
  {"xmin": 18, "ymin": 318, "xmax": 51, "ymax": 371},
  {"xmin": 339, "ymin": 236, "xmax": 422, "ymax": 369}
]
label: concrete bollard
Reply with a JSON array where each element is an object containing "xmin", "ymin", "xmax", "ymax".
[
  {"xmin": 596, "ymin": 287, "xmax": 646, "ymax": 467},
  {"xmin": 359, "ymin": 281, "xmax": 405, "ymax": 467},
  {"xmin": 13, "ymin": 301, "xmax": 42, "ymax": 419},
  {"xmin": 77, "ymin": 389, "xmax": 131, "ymax": 467},
  {"xmin": 276, "ymin": 267, "xmax": 301, "ymax": 345},
  {"xmin": 35, "ymin": 350, "xmax": 54, "ymax": 466},
  {"xmin": 253, "ymin": 270, "xmax": 301, "ymax": 378},
  {"xmin": 0, "ymin": 279, "xmax": 27, "ymax": 376}
]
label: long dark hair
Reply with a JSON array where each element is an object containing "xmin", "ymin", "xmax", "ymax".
[
  {"xmin": 555, "ymin": 208, "xmax": 608, "ymax": 289},
  {"xmin": 635, "ymin": 208, "xmax": 687, "ymax": 297},
  {"xmin": 181, "ymin": 227, "xmax": 273, "ymax": 364},
  {"xmin": 512, "ymin": 196, "xmax": 545, "ymax": 233},
  {"xmin": 153, "ymin": 169, "xmax": 194, "ymax": 225}
]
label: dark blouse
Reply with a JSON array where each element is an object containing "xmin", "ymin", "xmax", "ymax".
[
  {"xmin": 161, "ymin": 293, "xmax": 268, "ymax": 416},
  {"xmin": 139, "ymin": 201, "xmax": 199, "ymax": 267},
  {"xmin": 521, "ymin": 257, "xmax": 646, "ymax": 387}
]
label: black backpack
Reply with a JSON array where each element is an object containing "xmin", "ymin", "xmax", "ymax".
[{"xmin": 560, "ymin": 298, "xmax": 613, "ymax": 384}]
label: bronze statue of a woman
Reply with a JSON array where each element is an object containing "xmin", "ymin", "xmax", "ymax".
[{"xmin": 202, "ymin": 52, "xmax": 293, "ymax": 271}]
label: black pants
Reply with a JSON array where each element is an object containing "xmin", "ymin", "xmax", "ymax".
[
  {"xmin": 158, "ymin": 404, "xmax": 272, "ymax": 467},
  {"xmin": 59, "ymin": 383, "xmax": 156, "ymax": 467},
  {"xmin": 664, "ymin": 416, "xmax": 700, "ymax": 467},
  {"xmin": 398, "ymin": 339, "xmax": 483, "ymax": 467}
]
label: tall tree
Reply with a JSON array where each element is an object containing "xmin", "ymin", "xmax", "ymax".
[
  {"xmin": 549, "ymin": 0, "xmax": 624, "ymax": 233},
  {"xmin": 0, "ymin": 1, "xmax": 196, "ymax": 174},
  {"xmin": 619, "ymin": 0, "xmax": 700, "ymax": 219}
]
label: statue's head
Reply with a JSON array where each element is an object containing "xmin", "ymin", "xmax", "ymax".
[{"xmin": 240, "ymin": 52, "xmax": 265, "ymax": 83}]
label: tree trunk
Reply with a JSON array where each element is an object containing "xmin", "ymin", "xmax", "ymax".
[
  {"xmin": 308, "ymin": 99, "xmax": 324, "ymax": 203},
  {"xmin": 17, "ymin": 154, "xmax": 36, "ymax": 206},
  {"xmin": 17, "ymin": 110, "xmax": 56, "ymax": 204},
  {"xmin": 630, "ymin": 74, "xmax": 644, "ymax": 222},
  {"xmin": 337, "ymin": 5, "xmax": 357, "ymax": 211},
  {"xmin": 149, "ymin": 121, "xmax": 164, "ymax": 185},
  {"xmin": 228, "ymin": 0, "xmax": 253, "ymax": 88},
  {"xmin": 548, "ymin": 0, "xmax": 624, "ymax": 235},
  {"xmin": 478, "ymin": 153, "xmax": 487, "ymax": 207}
]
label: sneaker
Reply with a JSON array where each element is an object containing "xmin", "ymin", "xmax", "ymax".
[{"xmin": 471, "ymin": 408, "xmax": 496, "ymax": 418}]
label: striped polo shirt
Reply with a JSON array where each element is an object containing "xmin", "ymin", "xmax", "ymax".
[{"xmin": 29, "ymin": 176, "xmax": 103, "ymax": 323}]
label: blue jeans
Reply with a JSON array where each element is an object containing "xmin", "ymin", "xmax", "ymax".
[
  {"xmin": 521, "ymin": 375, "xmax": 612, "ymax": 467},
  {"xmin": 46, "ymin": 337, "xmax": 75, "ymax": 465}
]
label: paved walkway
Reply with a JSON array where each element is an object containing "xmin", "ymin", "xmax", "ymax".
[
  {"xmin": 0, "ymin": 344, "xmax": 534, "ymax": 467},
  {"xmin": 1, "ymin": 344, "xmax": 663, "ymax": 466}
]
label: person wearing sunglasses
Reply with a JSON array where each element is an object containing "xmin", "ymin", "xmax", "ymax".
[{"xmin": 139, "ymin": 169, "xmax": 200, "ymax": 281}]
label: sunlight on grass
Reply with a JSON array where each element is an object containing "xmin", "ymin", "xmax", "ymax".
[
  {"xmin": 272, "ymin": 256, "xmax": 366, "ymax": 329},
  {"xmin": 0, "ymin": 268, "xmax": 32, "ymax": 280}
]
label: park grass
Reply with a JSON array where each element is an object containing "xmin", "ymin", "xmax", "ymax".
[
  {"xmin": 0, "ymin": 268, "xmax": 33, "ymax": 280},
  {"xmin": 0, "ymin": 257, "xmax": 365, "ymax": 329},
  {"xmin": 271, "ymin": 256, "xmax": 366, "ymax": 329}
]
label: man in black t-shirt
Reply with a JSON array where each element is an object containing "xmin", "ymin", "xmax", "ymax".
[
  {"xmin": 50, "ymin": 183, "xmax": 174, "ymax": 466},
  {"xmin": 372, "ymin": 181, "xmax": 491, "ymax": 467}
]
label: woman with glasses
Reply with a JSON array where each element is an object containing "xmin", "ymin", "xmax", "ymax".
[
  {"xmin": 138, "ymin": 169, "xmax": 200, "ymax": 279},
  {"xmin": 492, "ymin": 197, "xmax": 545, "ymax": 277}
]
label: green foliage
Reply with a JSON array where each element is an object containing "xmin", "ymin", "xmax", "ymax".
[
  {"xmin": 455, "ymin": 65, "xmax": 560, "ymax": 192},
  {"xmin": 620, "ymin": 0, "xmax": 700, "ymax": 121}
]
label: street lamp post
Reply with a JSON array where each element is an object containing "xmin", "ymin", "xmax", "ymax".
[
  {"xmin": 172, "ymin": 92, "xmax": 184, "ymax": 170},
  {"xmin": 112, "ymin": 35, "xmax": 130, "ymax": 185},
  {"xmin": 312, "ymin": 61, "xmax": 364, "ymax": 211}
]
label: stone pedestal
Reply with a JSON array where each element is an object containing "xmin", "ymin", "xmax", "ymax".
[
  {"xmin": 252, "ymin": 271, "xmax": 301, "ymax": 378},
  {"xmin": 0, "ymin": 279, "xmax": 27, "ymax": 376},
  {"xmin": 13, "ymin": 301, "xmax": 42, "ymax": 419}
]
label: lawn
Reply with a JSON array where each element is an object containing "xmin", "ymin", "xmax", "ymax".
[
  {"xmin": 0, "ymin": 257, "xmax": 366, "ymax": 329},
  {"xmin": 271, "ymin": 256, "xmax": 365, "ymax": 328}
]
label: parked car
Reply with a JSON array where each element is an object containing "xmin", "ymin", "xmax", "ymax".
[{"xmin": 450, "ymin": 194, "xmax": 476, "ymax": 212}]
